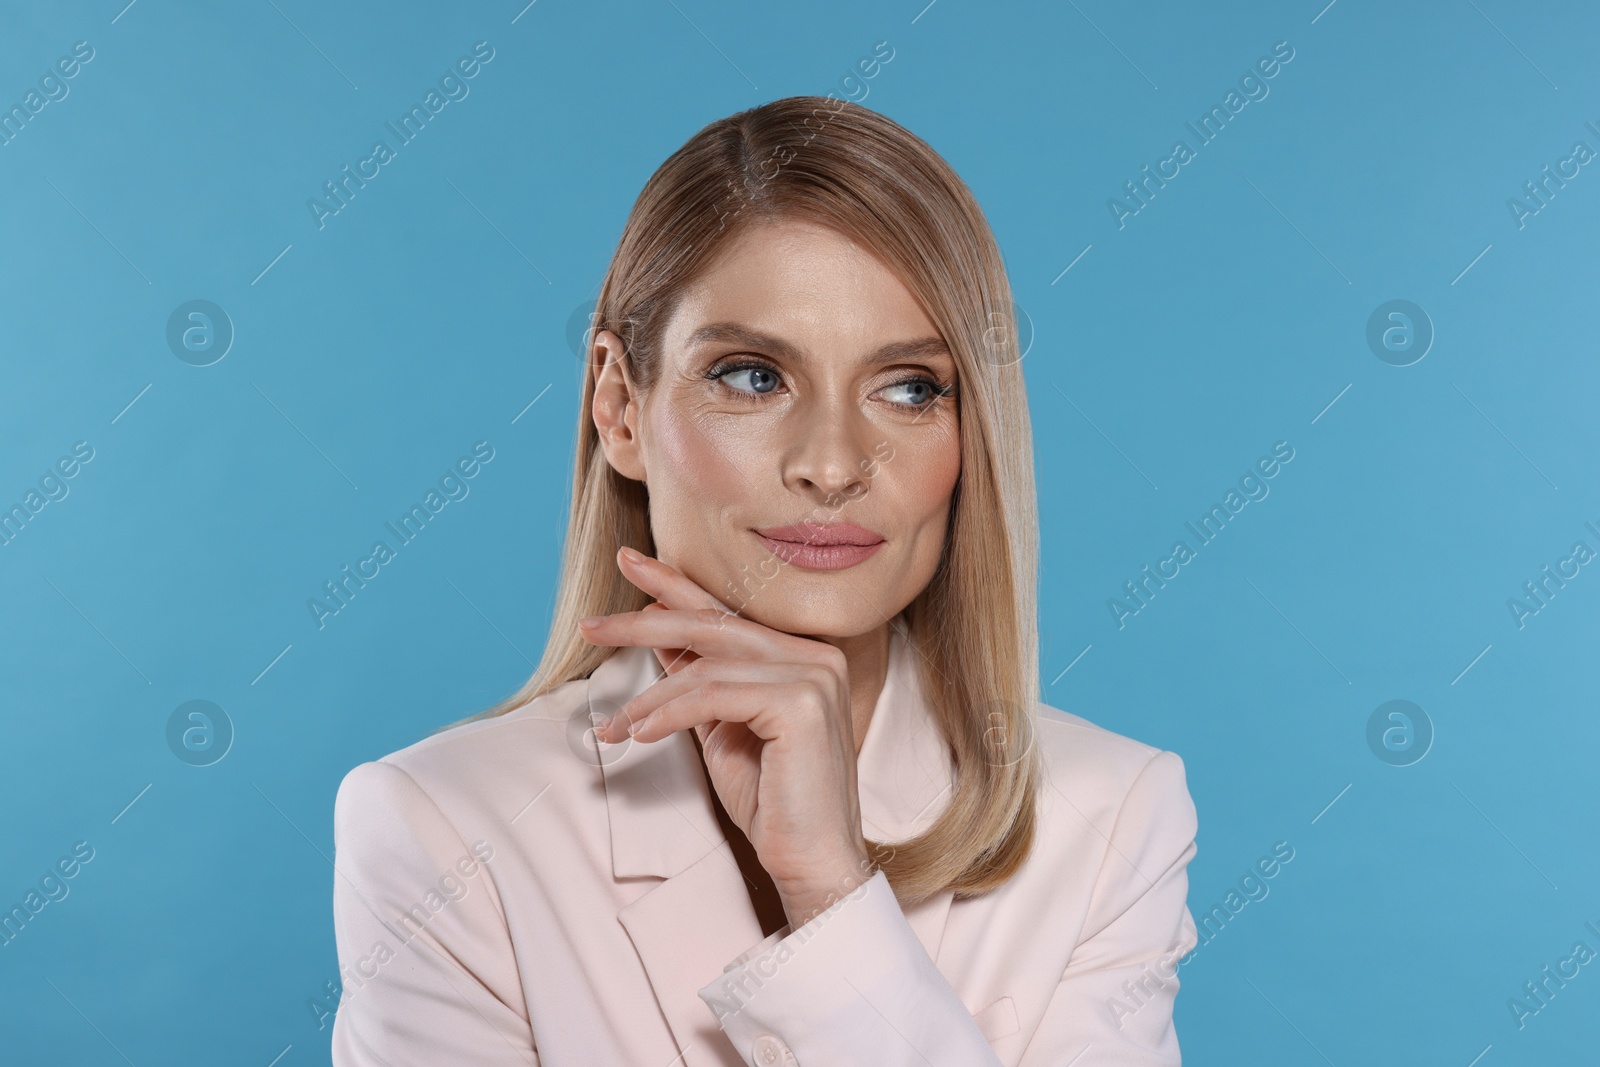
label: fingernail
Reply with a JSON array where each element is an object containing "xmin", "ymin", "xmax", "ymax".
[
  {"xmin": 578, "ymin": 615, "xmax": 603, "ymax": 628},
  {"xmin": 619, "ymin": 546, "xmax": 643, "ymax": 564}
]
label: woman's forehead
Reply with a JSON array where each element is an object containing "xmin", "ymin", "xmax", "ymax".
[{"xmin": 664, "ymin": 227, "xmax": 940, "ymax": 354}]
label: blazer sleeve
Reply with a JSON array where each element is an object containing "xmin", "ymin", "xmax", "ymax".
[
  {"xmin": 1019, "ymin": 749, "xmax": 1200, "ymax": 1066},
  {"xmin": 696, "ymin": 865, "xmax": 1005, "ymax": 1066},
  {"xmin": 694, "ymin": 749, "xmax": 1199, "ymax": 1067},
  {"xmin": 330, "ymin": 759, "xmax": 539, "ymax": 1067}
]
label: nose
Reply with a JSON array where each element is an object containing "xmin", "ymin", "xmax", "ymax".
[{"xmin": 781, "ymin": 396, "xmax": 875, "ymax": 505}]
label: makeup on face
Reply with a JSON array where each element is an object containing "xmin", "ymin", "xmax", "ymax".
[
  {"xmin": 753, "ymin": 522, "xmax": 886, "ymax": 571},
  {"xmin": 608, "ymin": 217, "xmax": 962, "ymax": 637}
]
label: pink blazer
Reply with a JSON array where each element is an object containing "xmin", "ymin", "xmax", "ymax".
[{"xmin": 330, "ymin": 621, "xmax": 1200, "ymax": 1066}]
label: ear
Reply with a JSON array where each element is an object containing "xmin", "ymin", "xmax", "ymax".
[{"xmin": 591, "ymin": 328, "xmax": 647, "ymax": 483}]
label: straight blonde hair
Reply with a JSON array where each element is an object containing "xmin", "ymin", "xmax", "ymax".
[{"xmin": 446, "ymin": 96, "xmax": 1042, "ymax": 907}]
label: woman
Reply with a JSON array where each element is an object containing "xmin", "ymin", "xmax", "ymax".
[{"xmin": 330, "ymin": 95, "xmax": 1199, "ymax": 1067}]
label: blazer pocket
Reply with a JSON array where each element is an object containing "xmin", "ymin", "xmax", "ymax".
[{"xmin": 971, "ymin": 994, "xmax": 1019, "ymax": 1043}]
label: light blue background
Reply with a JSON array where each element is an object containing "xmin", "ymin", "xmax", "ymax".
[{"xmin": 2, "ymin": 0, "xmax": 1596, "ymax": 1063}]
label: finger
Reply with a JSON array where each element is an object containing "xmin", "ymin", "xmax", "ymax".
[
  {"xmin": 615, "ymin": 547, "xmax": 738, "ymax": 616},
  {"xmin": 605, "ymin": 659, "xmax": 824, "ymax": 742},
  {"xmin": 619, "ymin": 678, "xmax": 823, "ymax": 745},
  {"xmin": 641, "ymin": 602, "xmax": 699, "ymax": 675},
  {"xmin": 579, "ymin": 605, "xmax": 800, "ymax": 662}
]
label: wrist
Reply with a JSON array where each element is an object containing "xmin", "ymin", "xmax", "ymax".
[{"xmin": 777, "ymin": 846, "xmax": 877, "ymax": 927}]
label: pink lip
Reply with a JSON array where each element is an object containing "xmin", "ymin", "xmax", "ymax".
[{"xmin": 753, "ymin": 523, "xmax": 886, "ymax": 572}]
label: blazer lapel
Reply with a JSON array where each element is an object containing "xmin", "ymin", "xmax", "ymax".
[
  {"xmin": 592, "ymin": 616, "xmax": 958, "ymax": 1067},
  {"xmin": 616, "ymin": 848, "xmax": 767, "ymax": 1067},
  {"xmin": 591, "ymin": 644, "xmax": 762, "ymax": 1067}
]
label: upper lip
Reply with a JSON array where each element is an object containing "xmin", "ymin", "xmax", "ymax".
[{"xmin": 754, "ymin": 522, "xmax": 885, "ymax": 547}]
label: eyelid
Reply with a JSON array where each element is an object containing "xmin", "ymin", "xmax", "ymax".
[
  {"xmin": 705, "ymin": 354, "xmax": 777, "ymax": 375},
  {"xmin": 705, "ymin": 356, "xmax": 784, "ymax": 394}
]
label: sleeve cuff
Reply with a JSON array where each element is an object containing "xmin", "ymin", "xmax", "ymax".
[
  {"xmin": 696, "ymin": 869, "xmax": 1001, "ymax": 1066},
  {"xmin": 721, "ymin": 923, "xmax": 794, "ymax": 974}
]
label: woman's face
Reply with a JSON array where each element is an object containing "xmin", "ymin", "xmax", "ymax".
[{"xmin": 592, "ymin": 217, "xmax": 962, "ymax": 640}]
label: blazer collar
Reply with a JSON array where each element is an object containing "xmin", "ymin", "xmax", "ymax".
[{"xmin": 589, "ymin": 616, "xmax": 957, "ymax": 1067}]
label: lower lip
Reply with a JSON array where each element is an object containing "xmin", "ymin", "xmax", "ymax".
[{"xmin": 756, "ymin": 534, "xmax": 885, "ymax": 571}]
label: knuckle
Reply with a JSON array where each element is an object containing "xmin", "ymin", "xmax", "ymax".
[
  {"xmin": 800, "ymin": 672, "xmax": 834, "ymax": 712},
  {"xmin": 812, "ymin": 656, "xmax": 845, "ymax": 690}
]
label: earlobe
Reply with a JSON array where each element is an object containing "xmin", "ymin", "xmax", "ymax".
[{"xmin": 591, "ymin": 329, "xmax": 647, "ymax": 483}]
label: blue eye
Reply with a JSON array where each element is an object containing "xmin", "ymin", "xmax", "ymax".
[
  {"xmin": 882, "ymin": 380, "xmax": 937, "ymax": 407},
  {"xmin": 710, "ymin": 358, "xmax": 947, "ymax": 409},
  {"xmin": 715, "ymin": 363, "xmax": 781, "ymax": 395},
  {"xmin": 878, "ymin": 376, "xmax": 957, "ymax": 411}
]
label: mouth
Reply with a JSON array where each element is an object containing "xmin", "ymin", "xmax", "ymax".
[{"xmin": 752, "ymin": 522, "xmax": 887, "ymax": 572}]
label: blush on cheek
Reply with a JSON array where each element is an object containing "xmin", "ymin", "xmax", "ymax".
[
  {"xmin": 891, "ymin": 427, "xmax": 961, "ymax": 499},
  {"xmin": 642, "ymin": 407, "xmax": 770, "ymax": 595},
  {"xmin": 653, "ymin": 409, "xmax": 763, "ymax": 498},
  {"xmin": 888, "ymin": 429, "xmax": 960, "ymax": 555}
]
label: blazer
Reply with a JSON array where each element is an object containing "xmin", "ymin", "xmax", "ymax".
[{"xmin": 330, "ymin": 619, "xmax": 1200, "ymax": 1066}]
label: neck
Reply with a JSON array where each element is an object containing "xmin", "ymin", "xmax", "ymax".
[{"xmin": 809, "ymin": 622, "xmax": 891, "ymax": 758}]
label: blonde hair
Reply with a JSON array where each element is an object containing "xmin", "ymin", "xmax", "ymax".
[{"xmin": 446, "ymin": 95, "xmax": 1042, "ymax": 906}]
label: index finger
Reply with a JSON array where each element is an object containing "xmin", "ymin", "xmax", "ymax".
[
  {"xmin": 616, "ymin": 547, "xmax": 738, "ymax": 619},
  {"xmin": 641, "ymin": 602, "xmax": 700, "ymax": 675}
]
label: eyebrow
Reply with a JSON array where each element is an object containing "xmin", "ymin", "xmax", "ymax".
[{"xmin": 685, "ymin": 322, "xmax": 953, "ymax": 368}]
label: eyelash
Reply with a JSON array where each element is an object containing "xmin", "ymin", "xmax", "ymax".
[{"xmin": 705, "ymin": 358, "xmax": 957, "ymax": 412}]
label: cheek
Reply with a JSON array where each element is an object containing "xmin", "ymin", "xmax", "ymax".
[
  {"xmin": 884, "ymin": 426, "xmax": 960, "ymax": 522},
  {"xmin": 643, "ymin": 410, "xmax": 774, "ymax": 591},
  {"xmin": 649, "ymin": 408, "xmax": 764, "ymax": 506},
  {"xmin": 929, "ymin": 427, "xmax": 962, "ymax": 497}
]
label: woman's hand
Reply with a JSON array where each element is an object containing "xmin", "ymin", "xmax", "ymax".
[{"xmin": 578, "ymin": 545, "xmax": 874, "ymax": 927}]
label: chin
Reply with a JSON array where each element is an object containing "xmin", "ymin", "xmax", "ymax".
[{"xmin": 728, "ymin": 596, "xmax": 886, "ymax": 641}]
